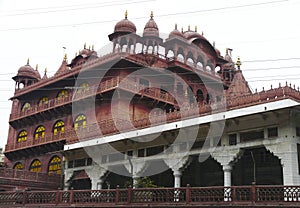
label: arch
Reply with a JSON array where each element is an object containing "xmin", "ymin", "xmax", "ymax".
[
  {"xmin": 38, "ymin": 96, "xmax": 48, "ymax": 106},
  {"xmin": 17, "ymin": 130, "xmax": 27, "ymax": 142},
  {"xmin": 13, "ymin": 162, "xmax": 23, "ymax": 170},
  {"xmin": 177, "ymin": 47, "xmax": 185, "ymax": 62},
  {"xmin": 53, "ymin": 120, "xmax": 65, "ymax": 136},
  {"xmin": 48, "ymin": 156, "xmax": 62, "ymax": 175},
  {"xmin": 34, "ymin": 125, "xmax": 45, "ymax": 139},
  {"xmin": 21, "ymin": 102, "xmax": 31, "ymax": 112},
  {"xmin": 74, "ymin": 114, "xmax": 87, "ymax": 130},
  {"xmin": 57, "ymin": 89, "xmax": 68, "ymax": 101},
  {"xmin": 29, "ymin": 159, "xmax": 42, "ymax": 172},
  {"xmin": 166, "ymin": 49, "xmax": 174, "ymax": 59},
  {"xmin": 197, "ymin": 89, "xmax": 204, "ymax": 102}
]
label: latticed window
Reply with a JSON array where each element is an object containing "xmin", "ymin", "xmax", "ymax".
[
  {"xmin": 17, "ymin": 130, "xmax": 27, "ymax": 142},
  {"xmin": 29, "ymin": 159, "xmax": 41, "ymax": 172},
  {"xmin": 21, "ymin": 102, "xmax": 31, "ymax": 112},
  {"xmin": 74, "ymin": 114, "xmax": 87, "ymax": 130},
  {"xmin": 34, "ymin": 125, "xmax": 45, "ymax": 139},
  {"xmin": 48, "ymin": 156, "xmax": 61, "ymax": 175},
  {"xmin": 57, "ymin": 89, "xmax": 68, "ymax": 100},
  {"xmin": 53, "ymin": 120, "xmax": 65, "ymax": 136},
  {"xmin": 38, "ymin": 97, "xmax": 48, "ymax": 106},
  {"xmin": 13, "ymin": 162, "xmax": 23, "ymax": 170},
  {"xmin": 77, "ymin": 83, "xmax": 89, "ymax": 93}
]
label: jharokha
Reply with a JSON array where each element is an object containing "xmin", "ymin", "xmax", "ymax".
[{"xmin": 1, "ymin": 11, "xmax": 300, "ymax": 193}]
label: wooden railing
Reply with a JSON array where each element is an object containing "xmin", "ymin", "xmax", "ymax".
[
  {"xmin": 1, "ymin": 185, "xmax": 300, "ymax": 207},
  {"xmin": 0, "ymin": 168, "xmax": 60, "ymax": 185}
]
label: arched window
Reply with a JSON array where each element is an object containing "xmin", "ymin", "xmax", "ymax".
[
  {"xmin": 38, "ymin": 97, "xmax": 48, "ymax": 106},
  {"xmin": 17, "ymin": 130, "xmax": 27, "ymax": 142},
  {"xmin": 74, "ymin": 114, "xmax": 87, "ymax": 130},
  {"xmin": 21, "ymin": 102, "xmax": 31, "ymax": 112},
  {"xmin": 77, "ymin": 83, "xmax": 89, "ymax": 93},
  {"xmin": 197, "ymin": 89, "xmax": 204, "ymax": 102},
  {"xmin": 34, "ymin": 125, "xmax": 45, "ymax": 139},
  {"xmin": 57, "ymin": 89, "xmax": 68, "ymax": 101},
  {"xmin": 29, "ymin": 159, "xmax": 41, "ymax": 172},
  {"xmin": 53, "ymin": 120, "xmax": 65, "ymax": 136},
  {"xmin": 13, "ymin": 162, "xmax": 23, "ymax": 170},
  {"xmin": 48, "ymin": 156, "xmax": 61, "ymax": 175}
]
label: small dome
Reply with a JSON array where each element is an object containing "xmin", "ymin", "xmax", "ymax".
[
  {"xmin": 169, "ymin": 24, "xmax": 184, "ymax": 38},
  {"xmin": 215, "ymin": 48, "xmax": 221, "ymax": 57},
  {"xmin": 183, "ymin": 26, "xmax": 206, "ymax": 40},
  {"xmin": 224, "ymin": 48, "xmax": 233, "ymax": 62},
  {"xmin": 16, "ymin": 59, "xmax": 41, "ymax": 80},
  {"xmin": 143, "ymin": 11, "xmax": 159, "ymax": 37},
  {"xmin": 114, "ymin": 11, "xmax": 136, "ymax": 33}
]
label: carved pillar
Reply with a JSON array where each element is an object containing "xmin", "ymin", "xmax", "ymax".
[
  {"xmin": 124, "ymin": 158, "xmax": 148, "ymax": 188},
  {"xmin": 164, "ymin": 156, "xmax": 191, "ymax": 188},
  {"xmin": 223, "ymin": 164, "xmax": 232, "ymax": 187},
  {"xmin": 64, "ymin": 170, "xmax": 74, "ymax": 190},
  {"xmin": 85, "ymin": 165, "xmax": 107, "ymax": 190}
]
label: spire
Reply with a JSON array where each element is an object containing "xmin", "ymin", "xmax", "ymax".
[
  {"xmin": 236, "ymin": 57, "xmax": 242, "ymax": 70},
  {"xmin": 42, "ymin": 68, "xmax": 48, "ymax": 79},
  {"xmin": 27, "ymin": 58, "xmax": 30, "ymax": 65},
  {"xmin": 63, "ymin": 53, "xmax": 67, "ymax": 62},
  {"xmin": 150, "ymin": 11, "xmax": 154, "ymax": 19},
  {"xmin": 92, "ymin": 45, "xmax": 94, "ymax": 51},
  {"xmin": 175, "ymin": 23, "xmax": 177, "ymax": 30},
  {"xmin": 125, "ymin": 10, "xmax": 128, "ymax": 19},
  {"xmin": 44, "ymin": 68, "xmax": 47, "ymax": 74},
  {"xmin": 181, "ymin": 27, "xmax": 183, "ymax": 33},
  {"xmin": 84, "ymin": 43, "xmax": 86, "ymax": 49},
  {"xmin": 35, "ymin": 64, "xmax": 38, "ymax": 71},
  {"xmin": 195, "ymin": 25, "xmax": 197, "ymax": 32},
  {"xmin": 188, "ymin": 25, "xmax": 190, "ymax": 31}
]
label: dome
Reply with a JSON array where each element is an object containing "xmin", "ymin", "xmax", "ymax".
[
  {"xmin": 114, "ymin": 11, "xmax": 136, "ymax": 33},
  {"xmin": 215, "ymin": 48, "xmax": 221, "ymax": 57},
  {"xmin": 169, "ymin": 24, "xmax": 184, "ymax": 38},
  {"xmin": 224, "ymin": 48, "xmax": 233, "ymax": 62},
  {"xmin": 143, "ymin": 11, "xmax": 159, "ymax": 37},
  {"xmin": 16, "ymin": 59, "xmax": 41, "ymax": 80},
  {"xmin": 183, "ymin": 26, "xmax": 206, "ymax": 40}
]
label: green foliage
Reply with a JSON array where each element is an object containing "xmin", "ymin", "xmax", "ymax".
[{"xmin": 124, "ymin": 176, "xmax": 158, "ymax": 188}]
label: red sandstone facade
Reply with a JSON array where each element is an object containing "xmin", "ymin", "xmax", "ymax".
[{"xmin": 1, "ymin": 12, "xmax": 300, "ymax": 192}]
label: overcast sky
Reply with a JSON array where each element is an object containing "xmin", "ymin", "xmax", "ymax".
[{"xmin": 0, "ymin": 0, "xmax": 300, "ymax": 149}]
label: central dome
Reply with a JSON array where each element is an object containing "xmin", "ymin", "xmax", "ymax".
[
  {"xmin": 15, "ymin": 59, "xmax": 41, "ymax": 80},
  {"xmin": 114, "ymin": 11, "xmax": 136, "ymax": 33},
  {"xmin": 143, "ymin": 11, "xmax": 159, "ymax": 37}
]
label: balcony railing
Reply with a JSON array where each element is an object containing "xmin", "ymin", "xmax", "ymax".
[
  {"xmin": 0, "ymin": 167, "xmax": 60, "ymax": 185},
  {"xmin": 10, "ymin": 77, "xmax": 177, "ymax": 122},
  {"xmin": 0, "ymin": 185, "xmax": 300, "ymax": 207}
]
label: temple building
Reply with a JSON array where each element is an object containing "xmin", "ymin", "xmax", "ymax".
[{"xmin": 1, "ymin": 11, "xmax": 300, "ymax": 191}]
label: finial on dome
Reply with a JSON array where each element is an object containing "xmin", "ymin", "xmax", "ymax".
[
  {"xmin": 175, "ymin": 23, "xmax": 177, "ymax": 30},
  {"xmin": 64, "ymin": 53, "xmax": 67, "ymax": 62},
  {"xmin": 236, "ymin": 57, "xmax": 242, "ymax": 70},
  {"xmin": 195, "ymin": 26, "xmax": 197, "ymax": 32},
  {"xmin": 188, "ymin": 25, "xmax": 190, "ymax": 31},
  {"xmin": 84, "ymin": 43, "xmax": 86, "ymax": 49},
  {"xmin": 44, "ymin": 68, "xmax": 47, "ymax": 74},
  {"xmin": 125, "ymin": 10, "xmax": 128, "ymax": 19},
  {"xmin": 202, "ymin": 31, "xmax": 204, "ymax": 36},
  {"xmin": 213, "ymin": 41, "xmax": 215, "ymax": 47},
  {"xmin": 226, "ymin": 48, "xmax": 228, "ymax": 54},
  {"xmin": 75, "ymin": 52, "xmax": 78, "ymax": 56},
  {"xmin": 181, "ymin": 27, "xmax": 183, "ymax": 33},
  {"xmin": 92, "ymin": 45, "xmax": 94, "ymax": 50},
  {"xmin": 150, "ymin": 11, "xmax": 154, "ymax": 19},
  {"xmin": 88, "ymin": 45, "xmax": 91, "ymax": 50},
  {"xmin": 35, "ymin": 64, "xmax": 38, "ymax": 71},
  {"xmin": 27, "ymin": 58, "xmax": 30, "ymax": 65}
]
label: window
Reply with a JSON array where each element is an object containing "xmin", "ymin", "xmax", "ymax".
[
  {"xmin": 74, "ymin": 114, "xmax": 87, "ymax": 130},
  {"xmin": 29, "ymin": 159, "xmax": 41, "ymax": 172},
  {"xmin": 34, "ymin": 125, "xmax": 45, "ymax": 139},
  {"xmin": 297, "ymin": 127, "xmax": 300, "ymax": 137},
  {"xmin": 17, "ymin": 130, "xmax": 27, "ymax": 142},
  {"xmin": 240, "ymin": 129, "xmax": 264, "ymax": 143},
  {"xmin": 53, "ymin": 120, "xmax": 65, "ymax": 136},
  {"xmin": 229, "ymin": 134, "xmax": 237, "ymax": 145},
  {"xmin": 38, "ymin": 97, "xmax": 48, "ymax": 106},
  {"xmin": 48, "ymin": 156, "xmax": 61, "ymax": 175},
  {"xmin": 13, "ymin": 162, "xmax": 23, "ymax": 170},
  {"xmin": 77, "ymin": 83, "xmax": 89, "ymax": 93},
  {"xmin": 57, "ymin": 89, "xmax": 68, "ymax": 101},
  {"xmin": 21, "ymin": 102, "xmax": 31, "ymax": 112},
  {"xmin": 268, "ymin": 127, "xmax": 278, "ymax": 137}
]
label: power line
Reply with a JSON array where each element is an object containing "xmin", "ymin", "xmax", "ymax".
[{"xmin": 0, "ymin": 0, "xmax": 289, "ymax": 31}]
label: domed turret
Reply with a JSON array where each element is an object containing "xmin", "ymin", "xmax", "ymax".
[
  {"xmin": 143, "ymin": 11, "xmax": 159, "ymax": 37},
  {"xmin": 114, "ymin": 10, "xmax": 136, "ymax": 33},
  {"xmin": 13, "ymin": 58, "xmax": 41, "ymax": 90},
  {"xmin": 183, "ymin": 26, "xmax": 206, "ymax": 40},
  {"xmin": 224, "ymin": 48, "xmax": 233, "ymax": 62},
  {"xmin": 169, "ymin": 24, "xmax": 184, "ymax": 38}
]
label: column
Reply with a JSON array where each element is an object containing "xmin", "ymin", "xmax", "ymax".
[
  {"xmin": 223, "ymin": 165, "xmax": 232, "ymax": 187},
  {"xmin": 132, "ymin": 175, "xmax": 139, "ymax": 188},
  {"xmin": 85, "ymin": 166, "xmax": 107, "ymax": 190},
  {"xmin": 173, "ymin": 170, "xmax": 182, "ymax": 188}
]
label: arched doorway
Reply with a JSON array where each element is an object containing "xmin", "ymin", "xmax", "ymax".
[
  {"xmin": 182, "ymin": 155, "xmax": 223, "ymax": 187},
  {"xmin": 232, "ymin": 147, "xmax": 283, "ymax": 185}
]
